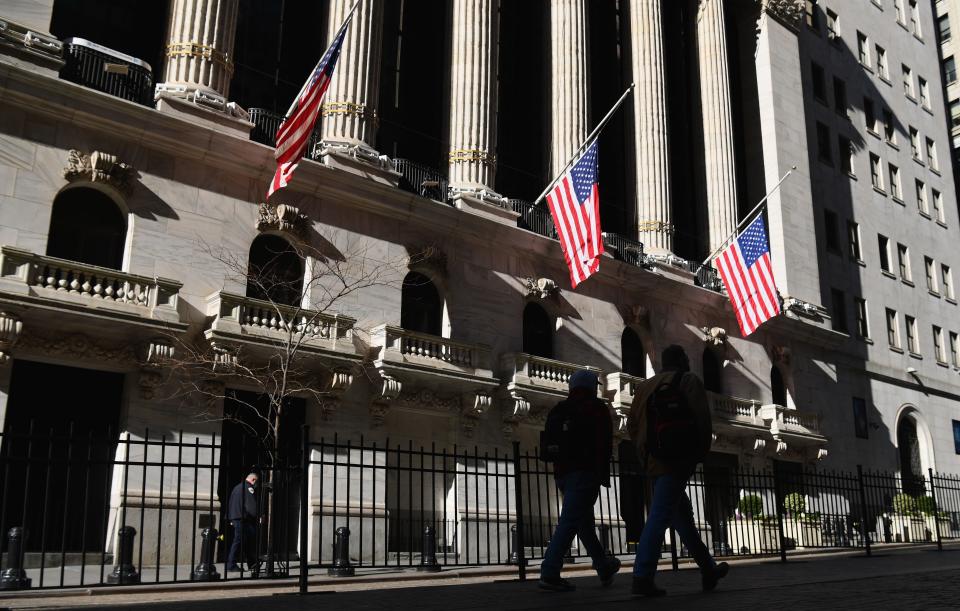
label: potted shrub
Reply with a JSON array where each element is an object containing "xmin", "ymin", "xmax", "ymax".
[
  {"xmin": 917, "ymin": 496, "xmax": 949, "ymax": 541},
  {"xmin": 781, "ymin": 493, "xmax": 823, "ymax": 548},
  {"xmin": 890, "ymin": 493, "xmax": 927, "ymax": 542},
  {"xmin": 727, "ymin": 494, "xmax": 776, "ymax": 554}
]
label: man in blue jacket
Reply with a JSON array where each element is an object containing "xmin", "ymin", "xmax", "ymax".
[{"xmin": 226, "ymin": 471, "xmax": 260, "ymax": 572}]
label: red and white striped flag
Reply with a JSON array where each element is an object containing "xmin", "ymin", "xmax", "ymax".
[
  {"xmin": 267, "ymin": 12, "xmax": 353, "ymax": 198},
  {"xmin": 714, "ymin": 215, "xmax": 781, "ymax": 336},
  {"xmin": 545, "ymin": 140, "xmax": 604, "ymax": 288}
]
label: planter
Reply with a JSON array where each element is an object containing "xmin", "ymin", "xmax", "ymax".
[
  {"xmin": 725, "ymin": 518, "xmax": 780, "ymax": 554},
  {"xmin": 922, "ymin": 516, "xmax": 951, "ymax": 540},
  {"xmin": 782, "ymin": 518, "xmax": 823, "ymax": 548},
  {"xmin": 887, "ymin": 514, "xmax": 930, "ymax": 542}
]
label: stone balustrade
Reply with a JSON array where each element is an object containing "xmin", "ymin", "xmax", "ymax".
[
  {"xmin": 605, "ymin": 371, "xmax": 645, "ymax": 433},
  {"xmin": 372, "ymin": 325, "xmax": 492, "ymax": 374},
  {"xmin": 708, "ymin": 392, "xmax": 763, "ymax": 427},
  {"xmin": 500, "ymin": 352, "xmax": 603, "ymax": 416},
  {"xmin": 206, "ymin": 291, "xmax": 355, "ymax": 348},
  {"xmin": 0, "ymin": 246, "xmax": 181, "ymax": 323},
  {"xmin": 763, "ymin": 403, "xmax": 823, "ymax": 438}
]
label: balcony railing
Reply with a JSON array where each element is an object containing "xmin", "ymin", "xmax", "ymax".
[
  {"xmin": 503, "ymin": 353, "xmax": 601, "ymax": 394},
  {"xmin": 694, "ymin": 262, "xmax": 723, "ymax": 292},
  {"xmin": 394, "ymin": 159, "xmax": 449, "ymax": 202},
  {"xmin": 709, "ymin": 392, "xmax": 763, "ymax": 427},
  {"xmin": 248, "ymin": 107, "xmax": 323, "ymax": 154},
  {"xmin": 602, "ymin": 233, "xmax": 646, "ymax": 268},
  {"xmin": 207, "ymin": 291, "xmax": 355, "ymax": 346},
  {"xmin": 763, "ymin": 403, "xmax": 824, "ymax": 438},
  {"xmin": 372, "ymin": 325, "xmax": 491, "ymax": 372},
  {"xmin": 510, "ymin": 200, "xmax": 557, "ymax": 239},
  {"xmin": 0, "ymin": 246, "xmax": 181, "ymax": 322},
  {"xmin": 60, "ymin": 38, "xmax": 153, "ymax": 106}
]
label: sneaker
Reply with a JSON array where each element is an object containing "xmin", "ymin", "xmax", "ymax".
[
  {"xmin": 702, "ymin": 561, "xmax": 729, "ymax": 592},
  {"xmin": 539, "ymin": 575, "xmax": 576, "ymax": 592},
  {"xmin": 631, "ymin": 575, "xmax": 666, "ymax": 597},
  {"xmin": 597, "ymin": 557, "xmax": 621, "ymax": 587}
]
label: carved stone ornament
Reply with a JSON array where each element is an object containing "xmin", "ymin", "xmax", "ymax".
[
  {"xmin": 397, "ymin": 388, "xmax": 461, "ymax": 412},
  {"xmin": 761, "ymin": 0, "xmax": 804, "ymax": 31},
  {"xmin": 771, "ymin": 344, "xmax": 791, "ymax": 367},
  {"xmin": 701, "ymin": 326, "xmax": 728, "ymax": 348},
  {"xmin": 0, "ymin": 311, "xmax": 23, "ymax": 365},
  {"xmin": 523, "ymin": 277, "xmax": 559, "ymax": 300},
  {"xmin": 752, "ymin": 438, "xmax": 767, "ymax": 453},
  {"xmin": 18, "ymin": 332, "xmax": 136, "ymax": 363},
  {"xmin": 625, "ymin": 305, "xmax": 650, "ymax": 329},
  {"xmin": 775, "ymin": 440, "xmax": 788, "ymax": 455},
  {"xmin": 62, "ymin": 150, "xmax": 137, "ymax": 195},
  {"xmin": 370, "ymin": 403, "xmax": 390, "ymax": 427},
  {"xmin": 816, "ymin": 448, "xmax": 829, "ymax": 461},
  {"xmin": 506, "ymin": 392, "xmax": 531, "ymax": 422},
  {"xmin": 209, "ymin": 341, "xmax": 239, "ymax": 373},
  {"xmin": 141, "ymin": 338, "xmax": 175, "ymax": 367},
  {"xmin": 256, "ymin": 202, "xmax": 310, "ymax": 240},
  {"xmin": 138, "ymin": 370, "xmax": 164, "ymax": 400},
  {"xmin": 197, "ymin": 379, "xmax": 226, "ymax": 409},
  {"xmin": 406, "ymin": 244, "xmax": 447, "ymax": 276}
]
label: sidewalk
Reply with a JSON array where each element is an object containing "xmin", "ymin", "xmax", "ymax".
[{"xmin": 2, "ymin": 544, "xmax": 959, "ymax": 610}]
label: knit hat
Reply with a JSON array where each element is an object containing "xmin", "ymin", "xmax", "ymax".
[{"xmin": 569, "ymin": 369, "xmax": 599, "ymax": 391}]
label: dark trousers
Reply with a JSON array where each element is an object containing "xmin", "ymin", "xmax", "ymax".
[
  {"xmin": 540, "ymin": 470, "xmax": 610, "ymax": 578},
  {"xmin": 634, "ymin": 473, "xmax": 715, "ymax": 577},
  {"xmin": 226, "ymin": 519, "xmax": 258, "ymax": 569}
]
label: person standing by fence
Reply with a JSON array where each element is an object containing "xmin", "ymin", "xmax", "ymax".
[
  {"xmin": 226, "ymin": 470, "xmax": 261, "ymax": 573},
  {"xmin": 538, "ymin": 370, "xmax": 621, "ymax": 592},
  {"xmin": 627, "ymin": 345, "xmax": 729, "ymax": 597}
]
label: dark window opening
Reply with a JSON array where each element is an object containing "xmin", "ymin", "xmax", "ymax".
[
  {"xmin": 46, "ymin": 188, "xmax": 126, "ymax": 269},
  {"xmin": 523, "ymin": 302, "xmax": 553, "ymax": 359},
  {"xmin": 771, "ymin": 365, "xmax": 786, "ymax": 406},
  {"xmin": 621, "ymin": 327, "xmax": 646, "ymax": 378},
  {"xmin": 401, "ymin": 272, "xmax": 443, "ymax": 336},
  {"xmin": 246, "ymin": 234, "xmax": 304, "ymax": 307},
  {"xmin": 702, "ymin": 349, "xmax": 722, "ymax": 393}
]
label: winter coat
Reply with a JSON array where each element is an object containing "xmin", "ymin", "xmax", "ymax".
[{"xmin": 227, "ymin": 479, "xmax": 259, "ymax": 521}]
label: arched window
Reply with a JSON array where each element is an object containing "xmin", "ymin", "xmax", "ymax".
[
  {"xmin": 401, "ymin": 272, "xmax": 443, "ymax": 336},
  {"xmin": 523, "ymin": 302, "xmax": 553, "ymax": 358},
  {"xmin": 702, "ymin": 349, "xmax": 722, "ymax": 393},
  {"xmin": 246, "ymin": 234, "xmax": 303, "ymax": 306},
  {"xmin": 621, "ymin": 328, "xmax": 646, "ymax": 377},
  {"xmin": 771, "ymin": 366, "xmax": 787, "ymax": 406},
  {"xmin": 46, "ymin": 188, "xmax": 127, "ymax": 269}
]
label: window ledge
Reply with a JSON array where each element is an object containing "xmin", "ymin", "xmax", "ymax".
[
  {"xmin": 867, "ymin": 128, "xmax": 881, "ymax": 139},
  {"xmin": 902, "ymin": 279, "xmax": 915, "ymax": 287},
  {"xmin": 849, "ymin": 257, "xmax": 866, "ymax": 267},
  {"xmin": 846, "ymin": 172, "xmax": 858, "ymax": 180},
  {"xmin": 937, "ymin": 220, "xmax": 949, "ymax": 229},
  {"xmin": 874, "ymin": 186, "xmax": 888, "ymax": 196},
  {"xmin": 879, "ymin": 75, "xmax": 892, "ymax": 85},
  {"xmin": 937, "ymin": 360, "xmax": 950, "ymax": 368},
  {"xmin": 946, "ymin": 297, "xmax": 957, "ymax": 305},
  {"xmin": 881, "ymin": 270, "xmax": 897, "ymax": 279},
  {"xmin": 890, "ymin": 345, "xmax": 905, "ymax": 354},
  {"xmin": 906, "ymin": 95, "xmax": 918, "ymax": 104},
  {"xmin": 913, "ymin": 157, "xmax": 925, "ymax": 167},
  {"xmin": 920, "ymin": 210, "xmax": 932, "ymax": 219},
  {"xmin": 930, "ymin": 167, "xmax": 941, "ymax": 176},
  {"xmin": 860, "ymin": 336, "xmax": 875, "ymax": 345},
  {"xmin": 923, "ymin": 106, "xmax": 935, "ymax": 116},
  {"xmin": 928, "ymin": 289, "xmax": 941, "ymax": 298},
  {"xmin": 909, "ymin": 351, "xmax": 923, "ymax": 360},
  {"xmin": 892, "ymin": 195, "xmax": 905, "ymax": 205}
]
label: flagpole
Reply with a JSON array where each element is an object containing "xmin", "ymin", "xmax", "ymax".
[
  {"xmin": 284, "ymin": 0, "xmax": 362, "ymax": 120},
  {"xmin": 526, "ymin": 83, "xmax": 635, "ymax": 214},
  {"xmin": 701, "ymin": 165, "xmax": 797, "ymax": 266}
]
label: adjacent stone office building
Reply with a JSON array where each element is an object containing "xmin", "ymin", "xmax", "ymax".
[{"xmin": 0, "ymin": 0, "xmax": 957, "ymax": 564}]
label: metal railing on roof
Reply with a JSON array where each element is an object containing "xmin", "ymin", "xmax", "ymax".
[
  {"xmin": 393, "ymin": 159, "xmax": 450, "ymax": 202},
  {"xmin": 602, "ymin": 232, "xmax": 646, "ymax": 268},
  {"xmin": 247, "ymin": 107, "xmax": 323, "ymax": 154},
  {"xmin": 509, "ymin": 199, "xmax": 557, "ymax": 239},
  {"xmin": 60, "ymin": 38, "xmax": 153, "ymax": 106}
]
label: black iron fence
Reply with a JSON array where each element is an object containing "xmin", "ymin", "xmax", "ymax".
[
  {"xmin": 2, "ymin": 428, "xmax": 960, "ymax": 593},
  {"xmin": 60, "ymin": 38, "xmax": 154, "ymax": 106},
  {"xmin": 510, "ymin": 200, "xmax": 557, "ymax": 239},
  {"xmin": 248, "ymin": 107, "xmax": 323, "ymax": 156},
  {"xmin": 394, "ymin": 159, "xmax": 450, "ymax": 202}
]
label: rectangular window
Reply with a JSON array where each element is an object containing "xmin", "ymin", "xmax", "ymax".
[
  {"xmin": 865, "ymin": 98, "xmax": 877, "ymax": 132},
  {"xmin": 858, "ymin": 31, "xmax": 870, "ymax": 66},
  {"xmin": 925, "ymin": 256, "xmax": 938, "ymax": 292},
  {"xmin": 933, "ymin": 189, "xmax": 945, "ymax": 223},
  {"xmin": 847, "ymin": 220, "xmax": 862, "ymax": 260},
  {"xmin": 934, "ymin": 325, "xmax": 946, "ymax": 363},
  {"xmin": 895, "ymin": 0, "xmax": 905, "ymax": 23},
  {"xmin": 910, "ymin": 127, "xmax": 921, "ymax": 159},
  {"xmin": 812, "ymin": 62, "xmax": 827, "ymax": 102},
  {"xmin": 919, "ymin": 77, "xmax": 929, "ymax": 109},
  {"xmin": 871, "ymin": 153, "xmax": 883, "ymax": 189},
  {"xmin": 806, "ymin": 0, "xmax": 819, "ymax": 30},
  {"xmin": 916, "ymin": 179, "xmax": 927, "ymax": 213},
  {"xmin": 903, "ymin": 64, "xmax": 913, "ymax": 98},
  {"xmin": 855, "ymin": 297, "xmax": 870, "ymax": 339},
  {"xmin": 906, "ymin": 315, "xmax": 918, "ymax": 353},
  {"xmin": 950, "ymin": 331, "xmax": 959, "ymax": 366},
  {"xmin": 887, "ymin": 308, "xmax": 900, "ymax": 348},
  {"xmin": 943, "ymin": 264, "xmax": 955, "ymax": 299},
  {"xmin": 853, "ymin": 398, "xmax": 869, "ymax": 440},
  {"xmin": 927, "ymin": 138, "xmax": 939, "ymax": 170},
  {"xmin": 879, "ymin": 234, "xmax": 891, "ymax": 272},
  {"xmin": 909, "ymin": 0, "xmax": 921, "ymax": 37},
  {"xmin": 898, "ymin": 243, "xmax": 911, "ymax": 281},
  {"xmin": 833, "ymin": 77, "xmax": 847, "ymax": 117},
  {"xmin": 939, "ymin": 14, "xmax": 952, "ymax": 42},
  {"xmin": 831, "ymin": 288, "xmax": 848, "ymax": 332},
  {"xmin": 839, "ymin": 135, "xmax": 855, "ymax": 174},
  {"xmin": 945, "ymin": 56, "xmax": 957, "ymax": 85},
  {"xmin": 877, "ymin": 45, "xmax": 889, "ymax": 79},
  {"xmin": 953, "ymin": 420, "xmax": 960, "ymax": 455},
  {"xmin": 817, "ymin": 122, "xmax": 832, "ymax": 163},
  {"xmin": 883, "ymin": 109, "xmax": 896, "ymax": 143},
  {"xmin": 824, "ymin": 209, "xmax": 840, "ymax": 253},
  {"xmin": 889, "ymin": 163, "xmax": 901, "ymax": 199},
  {"xmin": 826, "ymin": 9, "xmax": 839, "ymax": 40}
]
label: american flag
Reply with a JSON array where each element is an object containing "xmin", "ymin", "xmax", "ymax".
[
  {"xmin": 267, "ymin": 14, "xmax": 352, "ymax": 198},
  {"xmin": 545, "ymin": 140, "xmax": 604, "ymax": 288},
  {"xmin": 714, "ymin": 215, "xmax": 781, "ymax": 336}
]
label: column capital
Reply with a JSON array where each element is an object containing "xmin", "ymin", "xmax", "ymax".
[{"xmin": 761, "ymin": 0, "xmax": 804, "ymax": 32}]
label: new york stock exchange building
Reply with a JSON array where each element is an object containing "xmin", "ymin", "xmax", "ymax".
[{"xmin": 0, "ymin": 0, "xmax": 959, "ymax": 585}]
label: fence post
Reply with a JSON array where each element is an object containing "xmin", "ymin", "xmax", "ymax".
[
  {"xmin": 773, "ymin": 469, "xmax": 787, "ymax": 563},
  {"xmin": 299, "ymin": 425, "xmax": 310, "ymax": 594},
  {"xmin": 190, "ymin": 528, "xmax": 220, "ymax": 581},
  {"xmin": 511, "ymin": 441, "xmax": 526, "ymax": 581},
  {"xmin": 418, "ymin": 525, "xmax": 441, "ymax": 572},
  {"xmin": 928, "ymin": 468, "xmax": 943, "ymax": 552},
  {"xmin": 107, "ymin": 526, "xmax": 141, "ymax": 584},
  {"xmin": 0, "ymin": 527, "xmax": 31, "ymax": 590},
  {"xmin": 856, "ymin": 465, "xmax": 872, "ymax": 557},
  {"xmin": 328, "ymin": 527, "xmax": 355, "ymax": 577}
]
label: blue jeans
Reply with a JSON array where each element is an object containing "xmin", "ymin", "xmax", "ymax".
[
  {"xmin": 633, "ymin": 473, "xmax": 715, "ymax": 578},
  {"xmin": 226, "ymin": 519, "xmax": 258, "ymax": 569},
  {"xmin": 540, "ymin": 470, "xmax": 610, "ymax": 579}
]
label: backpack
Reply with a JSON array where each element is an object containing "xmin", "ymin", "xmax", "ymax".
[
  {"xmin": 540, "ymin": 400, "xmax": 588, "ymax": 463},
  {"xmin": 645, "ymin": 372, "xmax": 702, "ymax": 462}
]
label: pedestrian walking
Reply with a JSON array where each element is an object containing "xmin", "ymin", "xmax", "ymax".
[
  {"xmin": 627, "ymin": 345, "xmax": 729, "ymax": 597},
  {"xmin": 538, "ymin": 369, "xmax": 621, "ymax": 592},
  {"xmin": 226, "ymin": 470, "xmax": 261, "ymax": 573}
]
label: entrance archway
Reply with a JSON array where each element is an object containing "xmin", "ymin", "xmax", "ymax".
[{"xmin": 896, "ymin": 407, "xmax": 934, "ymax": 496}]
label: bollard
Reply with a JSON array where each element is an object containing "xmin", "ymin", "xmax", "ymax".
[
  {"xmin": 191, "ymin": 528, "xmax": 221, "ymax": 581},
  {"xmin": 328, "ymin": 526, "xmax": 355, "ymax": 577},
  {"xmin": 107, "ymin": 526, "xmax": 141, "ymax": 584},
  {"xmin": 417, "ymin": 525, "xmax": 441, "ymax": 572},
  {"xmin": 0, "ymin": 527, "xmax": 31, "ymax": 590},
  {"xmin": 507, "ymin": 525, "xmax": 526, "ymax": 566}
]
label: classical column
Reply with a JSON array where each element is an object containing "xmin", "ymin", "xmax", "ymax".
[
  {"xmin": 697, "ymin": 0, "xmax": 739, "ymax": 254},
  {"xmin": 320, "ymin": 0, "xmax": 384, "ymax": 153},
  {"xmin": 155, "ymin": 0, "xmax": 247, "ymax": 121},
  {"xmin": 550, "ymin": 0, "xmax": 590, "ymax": 177},
  {"xmin": 628, "ymin": 0, "xmax": 672, "ymax": 253},
  {"xmin": 447, "ymin": 0, "xmax": 500, "ymax": 198}
]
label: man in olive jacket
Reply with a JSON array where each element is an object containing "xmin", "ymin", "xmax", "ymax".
[{"xmin": 626, "ymin": 345, "xmax": 728, "ymax": 597}]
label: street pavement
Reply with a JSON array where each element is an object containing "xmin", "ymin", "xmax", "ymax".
[{"xmin": 2, "ymin": 545, "xmax": 960, "ymax": 610}]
